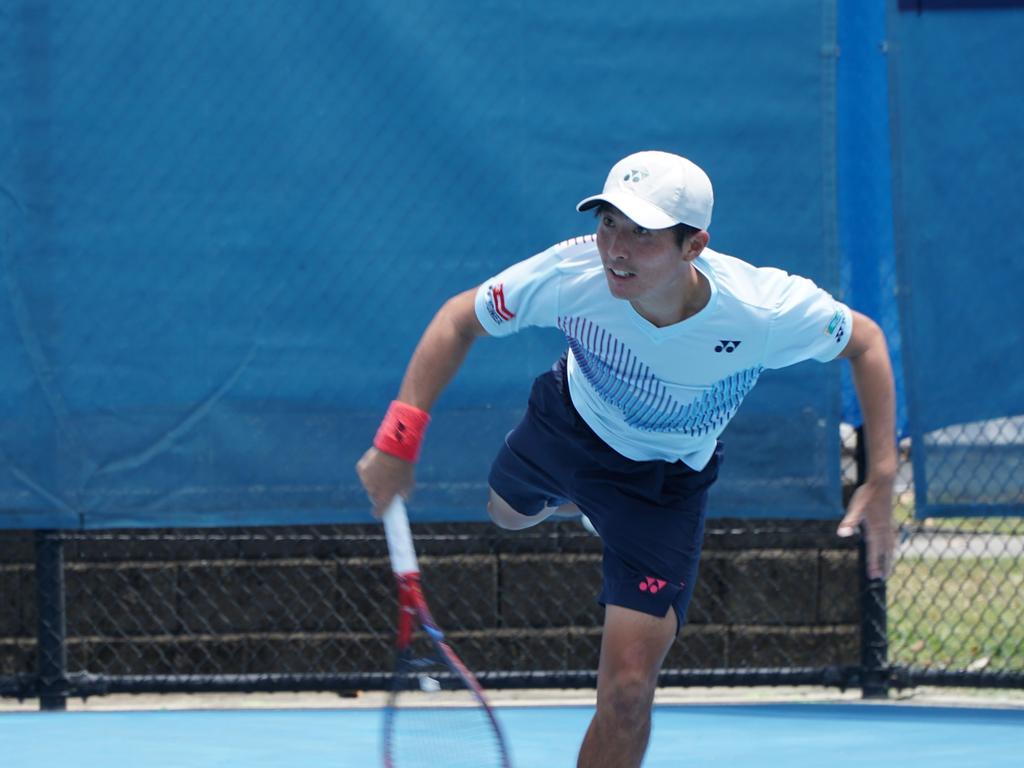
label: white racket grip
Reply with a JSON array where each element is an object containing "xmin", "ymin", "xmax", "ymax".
[{"xmin": 382, "ymin": 496, "xmax": 419, "ymax": 575}]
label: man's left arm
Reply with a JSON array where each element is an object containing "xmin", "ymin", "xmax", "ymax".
[{"xmin": 836, "ymin": 310, "xmax": 898, "ymax": 579}]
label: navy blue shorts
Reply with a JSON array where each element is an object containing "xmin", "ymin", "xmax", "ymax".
[{"xmin": 489, "ymin": 358, "xmax": 723, "ymax": 630}]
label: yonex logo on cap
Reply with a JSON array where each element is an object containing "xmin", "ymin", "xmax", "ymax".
[{"xmin": 576, "ymin": 151, "xmax": 714, "ymax": 231}]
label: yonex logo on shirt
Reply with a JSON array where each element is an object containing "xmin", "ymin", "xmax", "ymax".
[
  {"xmin": 558, "ymin": 316, "xmax": 762, "ymax": 437},
  {"xmin": 714, "ymin": 340, "xmax": 741, "ymax": 353}
]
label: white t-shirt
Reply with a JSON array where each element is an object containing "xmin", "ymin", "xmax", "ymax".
[{"xmin": 474, "ymin": 235, "xmax": 852, "ymax": 470}]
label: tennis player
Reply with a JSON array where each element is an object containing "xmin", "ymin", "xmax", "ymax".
[{"xmin": 357, "ymin": 150, "xmax": 897, "ymax": 768}]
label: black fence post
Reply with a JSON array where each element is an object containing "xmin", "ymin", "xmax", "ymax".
[
  {"xmin": 854, "ymin": 426, "xmax": 889, "ymax": 698},
  {"xmin": 858, "ymin": 538, "xmax": 889, "ymax": 698},
  {"xmin": 35, "ymin": 530, "xmax": 68, "ymax": 711}
]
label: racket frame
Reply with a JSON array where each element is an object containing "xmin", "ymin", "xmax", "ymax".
[{"xmin": 381, "ymin": 497, "xmax": 511, "ymax": 768}]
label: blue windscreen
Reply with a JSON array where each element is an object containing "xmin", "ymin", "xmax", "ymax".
[
  {"xmin": 889, "ymin": 4, "xmax": 1024, "ymax": 516},
  {"xmin": 1, "ymin": 1, "xmax": 844, "ymax": 529}
]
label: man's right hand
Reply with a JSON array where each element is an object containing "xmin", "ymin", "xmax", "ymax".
[
  {"xmin": 356, "ymin": 446, "xmax": 415, "ymax": 518},
  {"xmin": 356, "ymin": 288, "xmax": 486, "ymax": 519}
]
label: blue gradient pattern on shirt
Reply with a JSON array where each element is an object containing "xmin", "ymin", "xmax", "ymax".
[{"xmin": 558, "ymin": 317, "xmax": 763, "ymax": 436}]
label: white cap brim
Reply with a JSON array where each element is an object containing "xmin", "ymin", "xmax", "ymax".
[{"xmin": 576, "ymin": 190, "xmax": 679, "ymax": 231}]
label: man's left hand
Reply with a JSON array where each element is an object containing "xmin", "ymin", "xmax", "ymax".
[{"xmin": 837, "ymin": 478, "xmax": 896, "ymax": 580}]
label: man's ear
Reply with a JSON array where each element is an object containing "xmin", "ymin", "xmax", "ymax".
[{"xmin": 682, "ymin": 230, "xmax": 709, "ymax": 262}]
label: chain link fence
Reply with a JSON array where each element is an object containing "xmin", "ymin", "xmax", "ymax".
[
  {"xmin": 887, "ymin": 434, "xmax": 1024, "ymax": 686},
  {"xmin": 2, "ymin": 429, "xmax": 1022, "ymax": 707},
  {"xmin": 0, "ymin": 517, "xmax": 861, "ymax": 702}
]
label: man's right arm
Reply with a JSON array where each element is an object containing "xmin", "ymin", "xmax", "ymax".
[
  {"xmin": 356, "ymin": 287, "xmax": 489, "ymax": 515},
  {"xmin": 395, "ymin": 287, "xmax": 489, "ymax": 412}
]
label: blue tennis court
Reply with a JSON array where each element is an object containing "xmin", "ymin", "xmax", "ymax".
[{"xmin": 4, "ymin": 702, "xmax": 1022, "ymax": 767}]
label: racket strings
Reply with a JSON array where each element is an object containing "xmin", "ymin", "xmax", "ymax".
[
  {"xmin": 384, "ymin": 666, "xmax": 508, "ymax": 767},
  {"xmin": 388, "ymin": 704, "xmax": 506, "ymax": 767}
]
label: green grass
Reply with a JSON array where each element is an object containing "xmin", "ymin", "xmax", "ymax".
[
  {"xmin": 892, "ymin": 494, "xmax": 1024, "ymax": 535},
  {"xmin": 888, "ymin": 556, "xmax": 1024, "ymax": 671},
  {"xmin": 914, "ymin": 516, "xmax": 1024, "ymax": 535},
  {"xmin": 869, "ymin": 459, "xmax": 1023, "ymax": 671}
]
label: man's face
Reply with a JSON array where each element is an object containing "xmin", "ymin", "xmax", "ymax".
[{"xmin": 595, "ymin": 205, "xmax": 690, "ymax": 306}]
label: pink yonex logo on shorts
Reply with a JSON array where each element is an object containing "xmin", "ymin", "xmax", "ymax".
[{"xmin": 638, "ymin": 576, "xmax": 667, "ymax": 594}]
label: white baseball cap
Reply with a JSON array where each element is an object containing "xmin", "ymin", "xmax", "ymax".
[{"xmin": 576, "ymin": 150, "xmax": 714, "ymax": 231}]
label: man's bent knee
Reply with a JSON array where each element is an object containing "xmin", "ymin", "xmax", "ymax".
[{"xmin": 487, "ymin": 489, "xmax": 540, "ymax": 530}]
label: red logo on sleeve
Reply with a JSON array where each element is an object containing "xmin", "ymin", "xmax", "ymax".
[{"xmin": 486, "ymin": 283, "xmax": 516, "ymax": 323}]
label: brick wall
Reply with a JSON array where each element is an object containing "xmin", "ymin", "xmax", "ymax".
[{"xmin": 0, "ymin": 520, "xmax": 860, "ymax": 687}]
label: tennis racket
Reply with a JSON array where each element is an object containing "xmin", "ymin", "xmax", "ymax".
[{"xmin": 380, "ymin": 496, "xmax": 512, "ymax": 768}]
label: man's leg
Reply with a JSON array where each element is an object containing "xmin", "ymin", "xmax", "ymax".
[
  {"xmin": 577, "ymin": 604, "xmax": 677, "ymax": 768},
  {"xmin": 487, "ymin": 488, "xmax": 579, "ymax": 530}
]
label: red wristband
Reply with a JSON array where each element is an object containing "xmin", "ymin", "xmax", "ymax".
[{"xmin": 373, "ymin": 400, "xmax": 431, "ymax": 462}]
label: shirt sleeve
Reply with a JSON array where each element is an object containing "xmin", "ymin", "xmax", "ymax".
[
  {"xmin": 763, "ymin": 274, "xmax": 853, "ymax": 369},
  {"xmin": 473, "ymin": 245, "xmax": 563, "ymax": 337}
]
